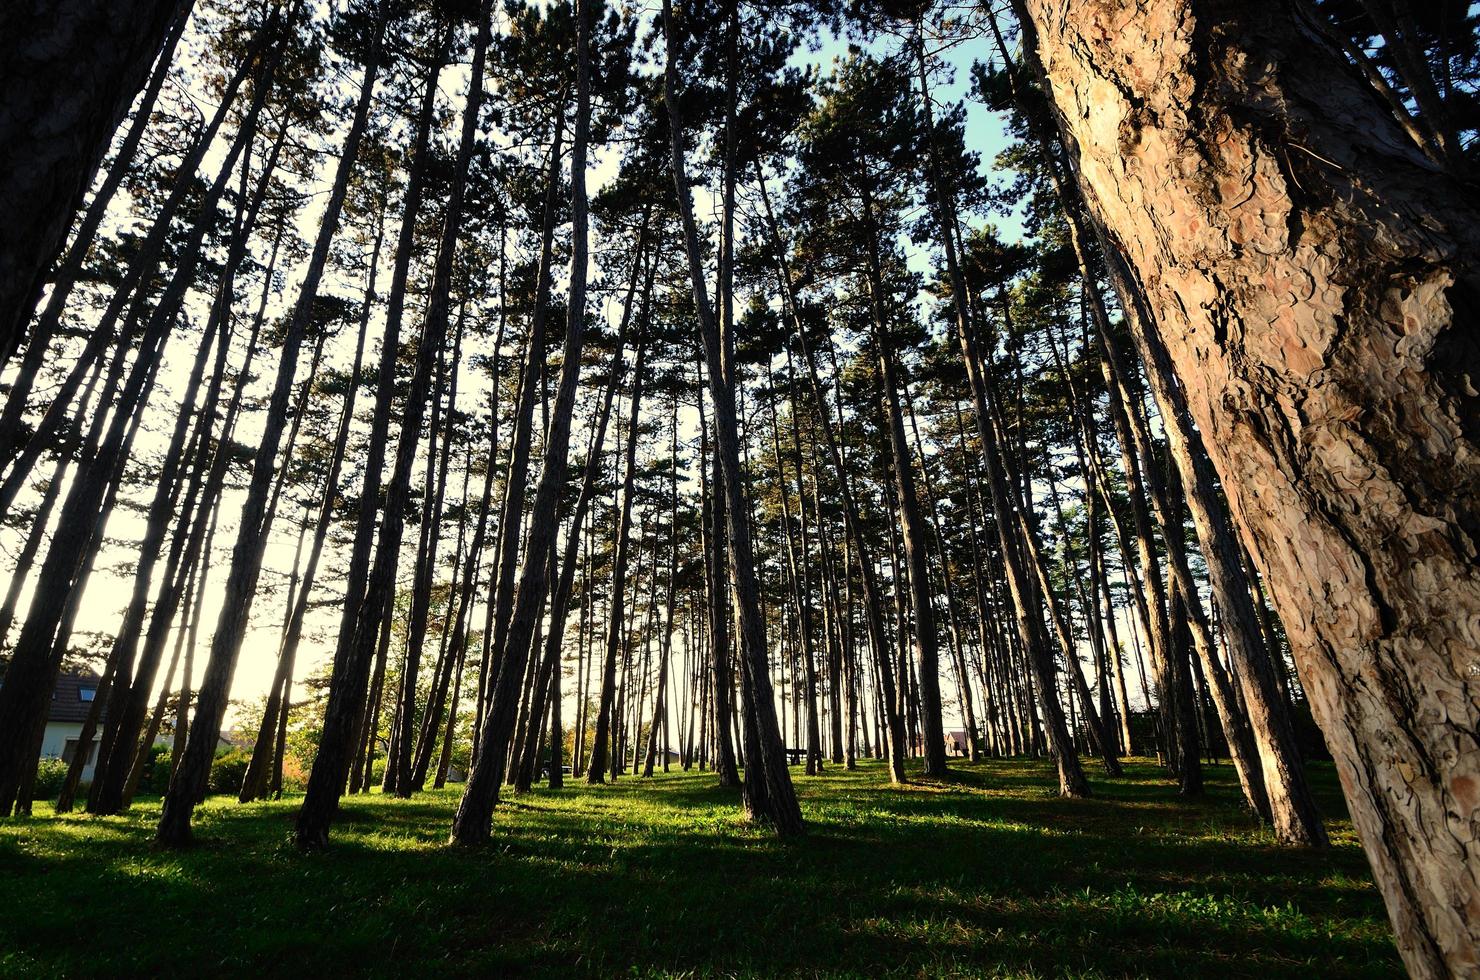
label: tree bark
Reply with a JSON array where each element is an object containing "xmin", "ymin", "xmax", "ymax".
[
  {"xmin": 0, "ymin": 27, "xmax": 279, "ymax": 813},
  {"xmin": 1017, "ymin": 2, "xmax": 1480, "ymax": 973},
  {"xmin": 0, "ymin": 2, "xmax": 190, "ymax": 465}
]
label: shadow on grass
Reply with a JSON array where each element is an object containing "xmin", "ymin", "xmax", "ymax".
[{"xmin": 0, "ymin": 759, "xmax": 1398, "ymax": 978}]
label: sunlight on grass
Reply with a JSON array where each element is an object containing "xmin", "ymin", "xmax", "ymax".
[{"xmin": 0, "ymin": 759, "xmax": 1399, "ymax": 978}]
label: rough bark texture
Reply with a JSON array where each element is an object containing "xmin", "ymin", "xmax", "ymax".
[{"xmin": 1019, "ymin": 2, "xmax": 1480, "ymax": 974}]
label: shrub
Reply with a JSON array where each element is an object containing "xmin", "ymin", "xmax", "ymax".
[
  {"xmin": 31, "ymin": 758, "xmax": 67, "ymax": 800},
  {"xmin": 138, "ymin": 745, "xmax": 171, "ymax": 796},
  {"xmin": 208, "ymin": 748, "xmax": 251, "ymax": 795}
]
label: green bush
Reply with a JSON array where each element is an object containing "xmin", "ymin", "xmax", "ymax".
[
  {"xmin": 139, "ymin": 745, "xmax": 171, "ymax": 796},
  {"xmin": 207, "ymin": 748, "xmax": 251, "ymax": 795},
  {"xmin": 31, "ymin": 758, "xmax": 67, "ymax": 800}
]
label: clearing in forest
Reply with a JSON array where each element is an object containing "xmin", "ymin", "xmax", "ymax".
[{"xmin": 0, "ymin": 760, "xmax": 1399, "ymax": 978}]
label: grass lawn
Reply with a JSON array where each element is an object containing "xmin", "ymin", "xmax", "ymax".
[{"xmin": 0, "ymin": 758, "xmax": 1400, "ymax": 978}]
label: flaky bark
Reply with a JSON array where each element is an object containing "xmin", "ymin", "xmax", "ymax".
[{"xmin": 1018, "ymin": 2, "xmax": 1480, "ymax": 974}]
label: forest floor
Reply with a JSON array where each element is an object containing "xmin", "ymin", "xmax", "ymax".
[{"xmin": 0, "ymin": 758, "xmax": 1400, "ymax": 978}]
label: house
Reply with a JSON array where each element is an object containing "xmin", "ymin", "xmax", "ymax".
[
  {"xmin": 908, "ymin": 730, "xmax": 974, "ymax": 757},
  {"xmin": 38, "ymin": 669, "xmax": 105, "ymax": 780}
]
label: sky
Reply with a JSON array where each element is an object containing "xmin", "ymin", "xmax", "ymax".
[{"xmin": 4, "ymin": 1, "xmax": 1162, "ymax": 748}]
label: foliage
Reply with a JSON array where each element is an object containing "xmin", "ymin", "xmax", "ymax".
[
  {"xmin": 29, "ymin": 759, "xmax": 68, "ymax": 801},
  {"xmin": 133, "ymin": 744, "xmax": 171, "ymax": 796},
  {"xmin": 207, "ymin": 749, "xmax": 251, "ymax": 796}
]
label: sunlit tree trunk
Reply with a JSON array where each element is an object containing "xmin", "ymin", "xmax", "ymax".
[{"xmin": 1017, "ymin": 2, "xmax": 1480, "ymax": 972}]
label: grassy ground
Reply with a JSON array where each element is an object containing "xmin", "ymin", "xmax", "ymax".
[{"xmin": 0, "ymin": 758, "xmax": 1400, "ymax": 978}]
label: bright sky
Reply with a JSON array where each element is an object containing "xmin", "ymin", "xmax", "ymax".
[{"xmin": 4, "ymin": 2, "xmax": 1159, "ymax": 749}]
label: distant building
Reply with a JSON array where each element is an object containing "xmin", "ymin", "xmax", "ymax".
[
  {"xmin": 39, "ymin": 669, "xmax": 105, "ymax": 780},
  {"xmin": 908, "ymin": 730, "xmax": 973, "ymax": 757}
]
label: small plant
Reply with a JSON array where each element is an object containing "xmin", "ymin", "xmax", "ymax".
[
  {"xmin": 138, "ymin": 745, "xmax": 171, "ymax": 796},
  {"xmin": 208, "ymin": 748, "xmax": 251, "ymax": 795},
  {"xmin": 31, "ymin": 758, "xmax": 68, "ymax": 800}
]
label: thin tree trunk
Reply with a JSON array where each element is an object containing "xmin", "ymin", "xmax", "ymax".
[
  {"xmin": 664, "ymin": 0, "xmax": 801, "ymax": 835},
  {"xmin": 754, "ymin": 168, "xmax": 908, "ymax": 783},
  {"xmin": 0, "ymin": 28, "xmax": 279, "ymax": 812},
  {"xmin": 152, "ymin": 7, "xmax": 381, "ymax": 844}
]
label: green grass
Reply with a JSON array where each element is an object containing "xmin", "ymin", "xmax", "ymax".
[{"xmin": 0, "ymin": 759, "xmax": 1400, "ymax": 978}]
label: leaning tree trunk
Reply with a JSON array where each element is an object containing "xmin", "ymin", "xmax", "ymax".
[
  {"xmin": 0, "ymin": 3, "xmax": 189, "ymax": 466},
  {"xmin": 663, "ymin": 0, "xmax": 802, "ymax": 836},
  {"xmin": 91, "ymin": 122, "xmax": 288, "ymax": 815},
  {"xmin": 0, "ymin": 0, "xmax": 190, "ymax": 364},
  {"xmin": 0, "ymin": 32, "xmax": 277, "ymax": 814},
  {"xmin": 450, "ymin": 0, "xmax": 593, "ymax": 840},
  {"xmin": 153, "ymin": 8, "xmax": 370, "ymax": 846},
  {"xmin": 1016, "ymin": 2, "xmax": 1480, "ymax": 974}
]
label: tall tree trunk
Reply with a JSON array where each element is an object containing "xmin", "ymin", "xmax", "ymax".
[
  {"xmin": 0, "ymin": 27, "xmax": 279, "ymax": 813},
  {"xmin": 291, "ymin": 12, "xmax": 447, "ymax": 847},
  {"xmin": 450, "ymin": 2, "xmax": 593, "ymax": 839},
  {"xmin": 913, "ymin": 83, "xmax": 1086, "ymax": 795},
  {"xmin": 766, "ymin": 367, "xmax": 821, "ymax": 775},
  {"xmin": 239, "ymin": 230, "xmax": 378, "ymax": 803},
  {"xmin": 152, "ymin": 8, "xmax": 381, "ymax": 845},
  {"xmin": 477, "ymin": 120, "xmax": 567, "ymax": 743},
  {"xmin": 663, "ymin": 0, "xmax": 802, "ymax": 835},
  {"xmin": 1017, "ymin": 2, "xmax": 1480, "ymax": 973},
  {"xmin": 644, "ymin": 408, "xmax": 681, "ymax": 778},
  {"xmin": 583, "ymin": 342, "xmax": 646, "ymax": 787},
  {"xmin": 90, "ymin": 119, "xmax": 289, "ymax": 814},
  {"xmin": 0, "ymin": 0, "xmax": 191, "ymax": 364},
  {"xmin": 386, "ymin": 298, "xmax": 464, "ymax": 796},
  {"xmin": 754, "ymin": 168, "xmax": 908, "ymax": 783},
  {"xmin": 696, "ymin": 374, "xmax": 742, "ymax": 787}
]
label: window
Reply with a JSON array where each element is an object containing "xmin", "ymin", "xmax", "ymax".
[
  {"xmin": 61, "ymin": 738, "xmax": 97, "ymax": 766},
  {"xmin": 78, "ymin": 687, "xmax": 96, "ymax": 702}
]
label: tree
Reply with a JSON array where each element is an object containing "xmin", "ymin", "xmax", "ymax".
[
  {"xmin": 0, "ymin": 0, "xmax": 190, "ymax": 364},
  {"xmin": 662, "ymin": 0, "xmax": 802, "ymax": 837},
  {"xmin": 1015, "ymin": 1, "xmax": 1480, "ymax": 974}
]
